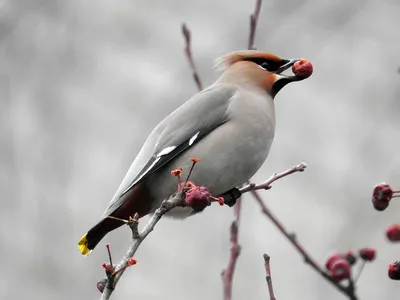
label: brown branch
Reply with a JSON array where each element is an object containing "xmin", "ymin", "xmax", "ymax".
[
  {"xmin": 221, "ymin": 196, "xmax": 242, "ymax": 300},
  {"xmin": 240, "ymin": 163, "xmax": 306, "ymax": 194},
  {"xmin": 263, "ymin": 254, "xmax": 276, "ymax": 300},
  {"xmin": 182, "ymin": 23, "xmax": 203, "ymax": 91},
  {"xmin": 99, "ymin": 193, "xmax": 185, "ymax": 300},
  {"xmin": 251, "ymin": 190, "xmax": 358, "ymax": 300},
  {"xmin": 219, "ymin": 163, "xmax": 305, "ymax": 300},
  {"xmin": 248, "ymin": 0, "xmax": 262, "ymax": 50}
]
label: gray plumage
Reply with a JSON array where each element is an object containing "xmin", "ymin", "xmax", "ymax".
[
  {"xmin": 103, "ymin": 82, "xmax": 275, "ymax": 219},
  {"xmin": 79, "ymin": 50, "xmax": 307, "ymax": 254}
]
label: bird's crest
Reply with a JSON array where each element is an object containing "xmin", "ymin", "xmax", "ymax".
[{"xmin": 214, "ymin": 50, "xmax": 283, "ymax": 72}]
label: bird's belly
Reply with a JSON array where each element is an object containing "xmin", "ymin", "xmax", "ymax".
[{"xmin": 147, "ymin": 119, "xmax": 274, "ymax": 218}]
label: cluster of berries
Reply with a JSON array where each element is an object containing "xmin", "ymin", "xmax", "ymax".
[
  {"xmin": 170, "ymin": 157, "xmax": 225, "ymax": 210},
  {"xmin": 371, "ymin": 182, "xmax": 400, "ymax": 280},
  {"xmin": 325, "ymin": 249, "xmax": 375, "ymax": 281}
]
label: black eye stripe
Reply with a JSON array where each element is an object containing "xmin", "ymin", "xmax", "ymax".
[{"xmin": 245, "ymin": 58, "xmax": 286, "ymax": 72}]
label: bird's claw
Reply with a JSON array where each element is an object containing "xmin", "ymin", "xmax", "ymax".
[{"xmin": 221, "ymin": 187, "xmax": 242, "ymax": 207}]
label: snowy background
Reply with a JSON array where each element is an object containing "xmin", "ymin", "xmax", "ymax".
[{"xmin": 2, "ymin": 0, "xmax": 400, "ymax": 299}]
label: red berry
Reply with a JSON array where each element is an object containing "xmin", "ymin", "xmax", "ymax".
[
  {"xmin": 218, "ymin": 197, "xmax": 224, "ymax": 206},
  {"xmin": 128, "ymin": 258, "xmax": 137, "ymax": 265},
  {"xmin": 292, "ymin": 59, "xmax": 313, "ymax": 78},
  {"xmin": 372, "ymin": 182, "xmax": 393, "ymax": 211},
  {"xmin": 185, "ymin": 186, "xmax": 211, "ymax": 211},
  {"xmin": 372, "ymin": 198, "xmax": 390, "ymax": 211},
  {"xmin": 386, "ymin": 224, "xmax": 400, "ymax": 242},
  {"xmin": 388, "ymin": 260, "xmax": 400, "ymax": 280},
  {"xmin": 325, "ymin": 253, "xmax": 344, "ymax": 271},
  {"xmin": 344, "ymin": 250, "xmax": 357, "ymax": 265},
  {"xmin": 330, "ymin": 259, "xmax": 351, "ymax": 281},
  {"xmin": 359, "ymin": 248, "xmax": 376, "ymax": 261}
]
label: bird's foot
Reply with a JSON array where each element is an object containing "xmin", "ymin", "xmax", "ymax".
[{"xmin": 220, "ymin": 187, "xmax": 242, "ymax": 207}]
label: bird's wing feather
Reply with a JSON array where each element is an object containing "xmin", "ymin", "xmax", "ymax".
[{"xmin": 102, "ymin": 84, "xmax": 237, "ymax": 216}]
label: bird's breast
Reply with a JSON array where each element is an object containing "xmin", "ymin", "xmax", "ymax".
[{"xmin": 147, "ymin": 90, "xmax": 276, "ymax": 219}]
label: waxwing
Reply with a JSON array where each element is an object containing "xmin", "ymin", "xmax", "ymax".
[{"xmin": 78, "ymin": 50, "xmax": 309, "ymax": 255}]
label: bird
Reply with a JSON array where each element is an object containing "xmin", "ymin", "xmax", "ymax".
[{"xmin": 78, "ymin": 50, "xmax": 310, "ymax": 255}]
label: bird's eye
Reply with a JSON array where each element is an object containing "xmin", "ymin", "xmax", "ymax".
[
  {"xmin": 245, "ymin": 58, "xmax": 281, "ymax": 72},
  {"xmin": 260, "ymin": 61, "xmax": 270, "ymax": 70},
  {"xmin": 258, "ymin": 60, "xmax": 280, "ymax": 72}
]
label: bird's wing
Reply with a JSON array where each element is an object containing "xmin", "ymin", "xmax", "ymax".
[{"xmin": 103, "ymin": 84, "xmax": 237, "ymax": 215}]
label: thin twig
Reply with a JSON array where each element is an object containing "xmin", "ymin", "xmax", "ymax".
[
  {"xmin": 251, "ymin": 191, "xmax": 358, "ymax": 300},
  {"xmin": 353, "ymin": 261, "xmax": 366, "ymax": 283},
  {"xmin": 263, "ymin": 254, "xmax": 276, "ymax": 300},
  {"xmin": 106, "ymin": 244, "xmax": 113, "ymax": 268},
  {"xmin": 99, "ymin": 193, "xmax": 185, "ymax": 300},
  {"xmin": 248, "ymin": 0, "xmax": 262, "ymax": 50},
  {"xmin": 221, "ymin": 196, "xmax": 242, "ymax": 300},
  {"xmin": 182, "ymin": 23, "xmax": 203, "ymax": 91},
  {"xmin": 239, "ymin": 163, "xmax": 307, "ymax": 194}
]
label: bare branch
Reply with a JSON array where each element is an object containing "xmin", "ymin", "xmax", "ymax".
[
  {"xmin": 239, "ymin": 163, "xmax": 307, "ymax": 194},
  {"xmin": 219, "ymin": 162, "xmax": 306, "ymax": 300},
  {"xmin": 221, "ymin": 197, "xmax": 242, "ymax": 300},
  {"xmin": 263, "ymin": 254, "xmax": 276, "ymax": 300},
  {"xmin": 99, "ymin": 193, "xmax": 185, "ymax": 300},
  {"xmin": 248, "ymin": 0, "xmax": 262, "ymax": 50},
  {"xmin": 251, "ymin": 191, "xmax": 358, "ymax": 300},
  {"xmin": 182, "ymin": 23, "xmax": 203, "ymax": 91}
]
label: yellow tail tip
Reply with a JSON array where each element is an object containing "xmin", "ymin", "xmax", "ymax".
[{"xmin": 78, "ymin": 233, "xmax": 92, "ymax": 256}]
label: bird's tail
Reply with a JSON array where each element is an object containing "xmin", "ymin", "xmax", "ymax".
[
  {"xmin": 78, "ymin": 218, "xmax": 124, "ymax": 255},
  {"xmin": 78, "ymin": 233, "xmax": 92, "ymax": 255}
]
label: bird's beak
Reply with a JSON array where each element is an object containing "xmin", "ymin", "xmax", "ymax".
[
  {"xmin": 274, "ymin": 58, "xmax": 304, "ymax": 82},
  {"xmin": 275, "ymin": 58, "xmax": 300, "ymax": 74},
  {"xmin": 270, "ymin": 58, "xmax": 306, "ymax": 98}
]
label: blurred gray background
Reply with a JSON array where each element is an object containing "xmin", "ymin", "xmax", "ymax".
[{"xmin": 2, "ymin": 0, "xmax": 400, "ymax": 299}]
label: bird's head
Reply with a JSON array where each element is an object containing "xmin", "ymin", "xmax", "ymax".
[{"xmin": 214, "ymin": 50, "xmax": 310, "ymax": 98}]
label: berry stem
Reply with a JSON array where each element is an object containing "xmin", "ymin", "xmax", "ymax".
[
  {"xmin": 184, "ymin": 160, "xmax": 197, "ymax": 188},
  {"xmin": 106, "ymin": 244, "xmax": 113, "ymax": 270},
  {"xmin": 353, "ymin": 261, "xmax": 366, "ymax": 283}
]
